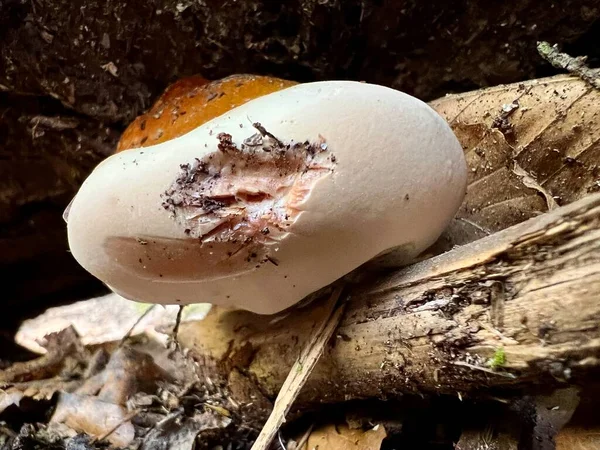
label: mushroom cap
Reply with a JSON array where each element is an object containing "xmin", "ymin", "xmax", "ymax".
[
  {"xmin": 67, "ymin": 81, "xmax": 467, "ymax": 314},
  {"xmin": 117, "ymin": 74, "xmax": 297, "ymax": 151}
]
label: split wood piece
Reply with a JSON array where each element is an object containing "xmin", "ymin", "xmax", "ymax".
[
  {"xmin": 179, "ymin": 193, "xmax": 600, "ymax": 408},
  {"xmin": 250, "ymin": 286, "xmax": 345, "ymax": 450}
]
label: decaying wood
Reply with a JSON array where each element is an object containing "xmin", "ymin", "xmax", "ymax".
[
  {"xmin": 180, "ymin": 192, "xmax": 600, "ymax": 408},
  {"xmin": 556, "ymin": 427, "xmax": 600, "ymax": 449}
]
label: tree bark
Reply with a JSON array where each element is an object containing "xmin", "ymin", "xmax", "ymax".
[{"xmin": 180, "ymin": 192, "xmax": 600, "ymax": 407}]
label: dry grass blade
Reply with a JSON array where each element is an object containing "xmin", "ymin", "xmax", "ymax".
[{"xmin": 250, "ymin": 285, "xmax": 346, "ymax": 450}]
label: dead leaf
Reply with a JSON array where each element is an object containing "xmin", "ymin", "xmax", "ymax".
[
  {"xmin": 304, "ymin": 424, "xmax": 387, "ymax": 450},
  {"xmin": 139, "ymin": 410, "xmax": 232, "ymax": 450},
  {"xmin": 16, "ymin": 293, "xmax": 211, "ymax": 354},
  {"xmin": 1, "ymin": 318, "xmax": 249, "ymax": 448},
  {"xmin": 0, "ymin": 326, "xmax": 87, "ymax": 385},
  {"xmin": 429, "ymin": 75, "xmax": 600, "ymax": 251},
  {"xmin": 76, "ymin": 347, "xmax": 171, "ymax": 405},
  {"xmin": 50, "ymin": 392, "xmax": 135, "ymax": 447}
]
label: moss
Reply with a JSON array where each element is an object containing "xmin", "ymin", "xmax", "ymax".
[{"xmin": 487, "ymin": 347, "xmax": 507, "ymax": 370}]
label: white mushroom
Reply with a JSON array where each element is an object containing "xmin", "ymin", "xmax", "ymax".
[{"xmin": 66, "ymin": 81, "xmax": 467, "ymax": 314}]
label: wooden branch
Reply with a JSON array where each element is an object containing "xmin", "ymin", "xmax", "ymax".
[
  {"xmin": 179, "ymin": 193, "xmax": 600, "ymax": 407},
  {"xmin": 537, "ymin": 41, "xmax": 600, "ymax": 90}
]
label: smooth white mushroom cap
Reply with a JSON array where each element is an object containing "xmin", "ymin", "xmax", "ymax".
[{"xmin": 66, "ymin": 81, "xmax": 467, "ymax": 314}]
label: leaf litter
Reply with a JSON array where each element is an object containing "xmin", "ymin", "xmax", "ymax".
[
  {"xmin": 3, "ymin": 70, "xmax": 600, "ymax": 449},
  {"xmin": 0, "ymin": 324, "xmax": 267, "ymax": 450}
]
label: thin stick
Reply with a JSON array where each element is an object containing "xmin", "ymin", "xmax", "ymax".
[
  {"xmin": 295, "ymin": 423, "xmax": 315, "ymax": 450},
  {"xmin": 250, "ymin": 285, "xmax": 346, "ymax": 450},
  {"xmin": 95, "ymin": 409, "xmax": 139, "ymax": 443},
  {"xmin": 118, "ymin": 304, "xmax": 157, "ymax": 348},
  {"xmin": 537, "ymin": 41, "xmax": 600, "ymax": 90},
  {"xmin": 172, "ymin": 305, "xmax": 185, "ymax": 347}
]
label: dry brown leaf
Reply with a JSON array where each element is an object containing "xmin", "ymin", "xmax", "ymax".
[
  {"xmin": 429, "ymin": 74, "xmax": 600, "ymax": 250},
  {"xmin": 76, "ymin": 347, "xmax": 171, "ymax": 405},
  {"xmin": 16, "ymin": 293, "xmax": 211, "ymax": 354},
  {"xmin": 0, "ymin": 326, "xmax": 87, "ymax": 385},
  {"xmin": 50, "ymin": 392, "xmax": 136, "ymax": 447},
  {"xmin": 304, "ymin": 424, "xmax": 387, "ymax": 450}
]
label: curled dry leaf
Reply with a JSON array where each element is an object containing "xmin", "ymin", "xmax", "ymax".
[
  {"xmin": 429, "ymin": 74, "xmax": 600, "ymax": 250},
  {"xmin": 0, "ymin": 326, "xmax": 87, "ymax": 385}
]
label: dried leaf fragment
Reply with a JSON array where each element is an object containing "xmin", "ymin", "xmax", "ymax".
[
  {"xmin": 50, "ymin": 392, "xmax": 135, "ymax": 447},
  {"xmin": 305, "ymin": 423, "xmax": 387, "ymax": 450}
]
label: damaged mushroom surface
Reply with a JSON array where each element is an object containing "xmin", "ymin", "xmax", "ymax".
[{"xmin": 66, "ymin": 81, "xmax": 467, "ymax": 314}]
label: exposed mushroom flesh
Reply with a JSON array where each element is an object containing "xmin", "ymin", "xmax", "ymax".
[{"xmin": 161, "ymin": 127, "xmax": 336, "ymax": 246}]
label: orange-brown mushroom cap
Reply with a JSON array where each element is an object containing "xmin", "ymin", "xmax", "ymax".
[{"xmin": 117, "ymin": 74, "xmax": 297, "ymax": 152}]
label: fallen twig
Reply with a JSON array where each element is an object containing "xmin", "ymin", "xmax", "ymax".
[
  {"xmin": 250, "ymin": 285, "xmax": 346, "ymax": 450},
  {"xmin": 451, "ymin": 361, "xmax": 517, "ymax": 379},
  {"xmin": 93, "ymin": 409, "xmax": 140, "ymax": 444},
  {"xmin": 118, "ymin": 304, "xmax": 157, "ymax": 348},
  {"xmin": 537, "ymin": 41, "xmax": 600, "ymax": 90}
]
